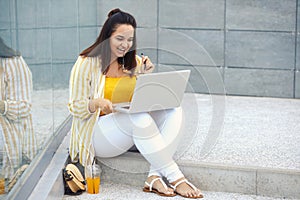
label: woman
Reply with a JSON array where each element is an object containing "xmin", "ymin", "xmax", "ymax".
[
  {"xmin": 68, "ymin": 8, "xmax": 203, "ymax": 198},
  {"xmin": 0, "ymin": 37, "xmax": 36, "ymax": 189}
]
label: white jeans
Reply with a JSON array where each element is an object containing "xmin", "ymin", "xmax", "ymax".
[{"xmin": 92, "ymin": 107, "xmax": 185, "ymax": 182}]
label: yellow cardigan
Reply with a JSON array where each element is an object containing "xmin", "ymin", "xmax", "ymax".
[{"xmin": 68, "ymin": 55, "xmax": 142, "ymax": 166}]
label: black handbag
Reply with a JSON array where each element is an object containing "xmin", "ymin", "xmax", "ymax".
[{"xmin": 63, "ymin": 163, "xmax": 86, "ymax": 195}]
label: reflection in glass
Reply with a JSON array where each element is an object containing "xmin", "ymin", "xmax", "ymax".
[
  {"xmin": 0, "ymin": 37, "xmax": 36, "ymax": 194},
  {"xmin": 0, "ymin": 0, "xmax": 80, "ymax": 197}
]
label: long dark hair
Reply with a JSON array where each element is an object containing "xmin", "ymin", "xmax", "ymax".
[
  {"xmin": 80, "ymin": 8, "xmax": 137, "ymax": 73},
  {"xmin": 0, "ymin": 37, "xmax": 20, "ymax": 58}
]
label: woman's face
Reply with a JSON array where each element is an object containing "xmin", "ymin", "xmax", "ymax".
[{"xmin": 110, "ymin": 24, "xmax": 134, "ymax": 60}]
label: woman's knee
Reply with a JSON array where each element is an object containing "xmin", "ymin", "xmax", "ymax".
[{"xmin": 130, "ymin": 112, "xmax": 154, "ymax": 129}]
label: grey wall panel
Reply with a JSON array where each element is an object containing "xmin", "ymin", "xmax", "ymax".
[
  {"xmin": 0, "ymin": 26, "xmax": 18, "ymax": 51},
  {"xmin": 79, "ymin": 27, "xmax": 99, "ymax": 53},
  {"xmin": 79, "ymin": 0, "xmax": 97, "ymax": 26},
  {"xmin": 297, "ymin": 35, "xmax": 300, "ymax": 70},
  {"xmin": 296, "ymin": 71, "xmax": 300, "ymax": 98},
  {"xmin": 51, "ymin": 28, "xmax": 79, "ymax": 63},
  {"xmin": 51, "ymin": 0, "xmax": 78, "ymax": 28},
  {"xmin": 176, "ymin": 29, "xmax": 223, "ymax": 66},
  {"xmin": 192, "ymin": 66, "xmax": 225, "ymax": 94},
  {"xmin": 297, "ymin": 1, "xmax": 300, "ymax": 70},
  {"xmin": 158, "ymin": 64, "xmax": 224, "ymax": 94},
  {"xmin": 30, "ymin": 64, "xmax": 53, "ymax": 90},
  {"xmin": 298, "ymin": 0, "xmax": 300, "ymax": 33},
  {"xmin": 226, "ymin": 31, "xmax": 295, "ymax": 69},
  {"xmin": 8, "ymin": 0, "xmax": 16, "ymax": 29},
  {"xmin": 0, "ymin": 0, "xmax": 11, "ymax": 29},
  {"xmin": 136, "ymin": 28, "xmax": 158, "ymax": 64},
  {"xmin": 1, "ymin": 0, "xmax": 298, "ymax": 98},
  {"xmin": 225, "ymin": 68, "xmax": 294, "ymax": 97},
  {"xmin": 159, "ymin": 0, "xmax": 224, "ymax": 29},
  {"xmin": 0, "ymin": 0, "xmax": 16, "ymax": 29},
  {"xmin": 18, "ymin": 29, "xmax": 51, "ymax": 65},
  {"xmin": 31, "ymin": 63, "xmax": 73, "ymax": 90},
  {"xmin": 52, "ymin": 63, "xmax": 73, "ymax": 89},
  {"xmin": 97, "ymin": 0, "xmax": 157, "ymax": 27},
  {"xmin": 0, "ymin": 30, "xmax": 12, "ymax": 47},
  {"xmin": 226, "ymin": 0, "xmax": 296, "ymax": 31},
  {"xmin": 159, "ymin": 29, "xmax": 223, "ymax": 66},
  {"xmin": 17, "ymin": 0, "xmax": 50, "ymax": 29}
]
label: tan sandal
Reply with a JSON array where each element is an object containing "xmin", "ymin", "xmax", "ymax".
[
  {"xmin": 170, "ymin": 179, "xmax": 203, "ymax": 199},
  {"xmin": 143, "ymin": 177, "xmax": 176, "ymax": 197}
]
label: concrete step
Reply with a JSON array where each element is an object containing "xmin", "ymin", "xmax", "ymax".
[{"xmin": 98, "ymin": 152, "xmax": 300, "ymax": 199}]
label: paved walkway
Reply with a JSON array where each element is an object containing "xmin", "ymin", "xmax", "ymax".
[
  {"xmin": 32, "ymin": 89, "xmax": 69, "ymax": 150},
  {"xmin": 178, "ymin": 93, "xmax": 300, "ymax": 170},
  {"xmin": 63, "ymin": 181, "xmax": 295, "ymax": 200}
]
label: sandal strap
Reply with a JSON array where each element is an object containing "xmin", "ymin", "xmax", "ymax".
[
  {"xmin": 184, "ymin": 179, "xmax": 198, "ymax": 191},
  {"xmin": 171, "ymin": 179, "xmax": 198, "ymax": 192},
  {"xmin": 145, "ymin": 177, "xmax": 168, "ymax": 192}
]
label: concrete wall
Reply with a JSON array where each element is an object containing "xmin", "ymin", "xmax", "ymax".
[{"xmin": 0, "ymin": 0, "xmax": 299, "ymax": 98}]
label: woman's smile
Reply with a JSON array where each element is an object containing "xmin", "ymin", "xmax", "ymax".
[{"xmin": 110, "ymin": 24, "xmax": 134, "ymax": 59}]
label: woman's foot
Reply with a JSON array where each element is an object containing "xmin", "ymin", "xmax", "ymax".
[
  {"xmin": 170, "ymin": 177, "xmax": 203, "ymax": 199},
  {"xmin": 143, "ymin": 175, "xmax": 176, "ymax": 197}
]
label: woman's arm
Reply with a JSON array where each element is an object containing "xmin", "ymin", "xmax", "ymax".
[
  {"xmin": 68, "ymin": 56, "xmax": 96, "ymax": 120},
  {"xmin": 68, "ymin": 57, "xmax": 113, "ymax": 118}
]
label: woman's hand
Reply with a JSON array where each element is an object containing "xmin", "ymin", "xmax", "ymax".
[
  {"xmin": 89, "ymin": 98, "xmax": 113, "ymax": 114},
  {"xmin": 140, "ymin": 54, "xmax": 155, "ymax": 74}
]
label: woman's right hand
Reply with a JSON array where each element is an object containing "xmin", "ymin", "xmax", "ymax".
[{"xmin": 89, "ymin": 98, "xmax": 113, "ymax": 114}]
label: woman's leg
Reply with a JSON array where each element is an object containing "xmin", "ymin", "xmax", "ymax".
[
  {"xmin": 92, "ymin": 112, "xmax": 135, "ymax": 158},
  {"xmin": 150, "ymin": 108, "xmax": 203, "ymax": 198},
  {"xmin": 146, "ymin": 107, "xmax": 185, "ymax": 182},
  {"xmin": 93, "ymin": 109, "xmax": 201, "ymax": 197},
  {"xmin": 150, "ymin": 107, "xmax": 184, "ymax": 155},
  {"xmin": 93, "ymin": 108, "xmax": 185, "ymax": 181},
  {"xmin": 93, "ymin": 111, "xmax": 170, "ymax": 194}
]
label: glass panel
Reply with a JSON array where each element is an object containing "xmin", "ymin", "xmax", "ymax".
[{"xmin": 0, "ymin": 0, "xmax": 71, "ymax": 197}]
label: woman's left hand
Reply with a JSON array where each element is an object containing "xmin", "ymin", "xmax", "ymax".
[{"xmin": 140, "ymin": 55, "xmax": 155, "ymax": 74}]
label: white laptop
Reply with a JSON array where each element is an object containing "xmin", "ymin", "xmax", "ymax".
[{"xmin": 113, "ymin": 70, "xmax": 190, "ymax": 113}]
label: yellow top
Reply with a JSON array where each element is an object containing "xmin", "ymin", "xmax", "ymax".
[{"xmin": 104, "ymin": 76, "xmax": 136, "ymax": 103}]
